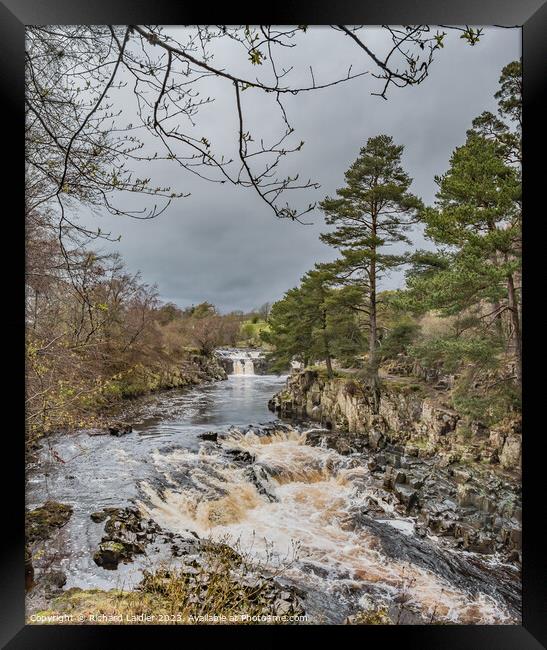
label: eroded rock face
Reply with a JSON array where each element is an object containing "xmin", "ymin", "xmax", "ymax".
[
  {"xmin": 270, "ymin": 371, "xmax": 521, "ymax": 558},
  {"xmin": 269, "ymin": 370, "xmax": 521, "ymax": 473}
]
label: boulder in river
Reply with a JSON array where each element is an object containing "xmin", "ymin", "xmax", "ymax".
[
  {"xmin": 26, "ymin": 501, "xmax": 73, "ymax": 544},
  {"xmin": 93, "ymin": 541, "xmax": 131, "ymax": 569},
  {"xmin": 91, "ymin": 506, "xmax": 200, "ymax": 570},
  {"xmin": 108, "ymin": 421, "xmax": 133, "ymax": 436},
  {"xmin": 198, "ymin": 431, "xmax": 218, "ymax": 442}
]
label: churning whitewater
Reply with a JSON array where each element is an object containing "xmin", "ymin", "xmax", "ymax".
[
  {"xmin": 27, "ymin": 359, "xmax": 519, "ymax": 624},
  {"xmin": 138, "ymin": 424, "xmax": 515, "ymax": 624}
]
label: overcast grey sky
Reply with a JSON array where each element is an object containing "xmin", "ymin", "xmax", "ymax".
[{"xmin": 80, "ymin": 26, "xmax": 520, "ymax": 313}]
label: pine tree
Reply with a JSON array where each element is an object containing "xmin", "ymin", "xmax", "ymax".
[
  {"xmin": 319, "ymin": 135, "xmax": 422, "ymax": 411},
  {"xmin": 262, "ymin": 267, "xmax": 362, "ymax": 375},
  {"xmin": 261, "ymin": 286, "xmax": 310, "ymax": 372},
  {"xmin": 409, "ymin": 132, "xmax": 521, "ymax": 381},
  {"xmin": 407, "ymin": 61, "xmax": 522, "ymax": 384},
  {"xmin": 468, "ymin": 60, "xmax": 521, "ymax": 165}
]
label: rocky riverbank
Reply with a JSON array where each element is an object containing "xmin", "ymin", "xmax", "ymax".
[
  {"xmin": 268, "ymin": 369, "xmax": 521, "ymax": 472},
  {"xmin": 268, "ymin": 369, "xmax": 521, "ymax": 560},
  {"xmin": 112, "ymin": 353, "xmax": 228, "ymax": 397},
  {"xmin": 27, "ymin": 503, "xmax": 305, "ymax": 625},
  {"xmin": 25, "ymin": 501, "xmax": 74, "ymax": 592},
  {"xmin": 25, "ymin": 353, "xmax": 228, "ymax": 454}
]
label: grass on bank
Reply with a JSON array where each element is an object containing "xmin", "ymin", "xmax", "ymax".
[{"xmin": 29, "ymin": 539, "xmax": 304, "ymax": 625}]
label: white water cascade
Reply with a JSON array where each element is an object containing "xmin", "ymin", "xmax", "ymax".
[
  {"xmin": 233, "ymin": 358, "xmax": 255, "ymax": 375},
  {"xmin": 216, "ymin": 348, "xmax": 264, "ymax": 376}
]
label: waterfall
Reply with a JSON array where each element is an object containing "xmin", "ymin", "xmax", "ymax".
[
  {"xmin": 216, "ymin": 348, "xmax": 261, "ymax": 375},
  {"xmin": 232, "ymin": 356, "xmax": 255, "ymax": 375}
]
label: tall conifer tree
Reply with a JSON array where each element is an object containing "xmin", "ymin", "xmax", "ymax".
[{"xmin": 319, "ymin": 135, "xmax": 422, "ymax": 411}]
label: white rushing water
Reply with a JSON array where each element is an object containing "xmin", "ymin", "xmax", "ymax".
[
  {"xmin": 233, "ymin": 358, "xmax": 255, "ymax": 375},
  {"xmin": 139, "ymin": 426, "xmax": 516, "ymax": 624},
  {"xmin": 215, "ymin": 348, "xmax": 265, "ymax": 376}
]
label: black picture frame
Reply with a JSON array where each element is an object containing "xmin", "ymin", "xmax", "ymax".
[{"xmin": 3, "ymin": 1, "xmax": 546, "ymax": 647}]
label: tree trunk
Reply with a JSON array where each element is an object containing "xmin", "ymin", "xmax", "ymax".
[
  {"xmin": 488, "ymin": 225, "xmax": 505, "ymax": 337},
  {"xmin": 368, "ymin": 219, "xmax": 380, "ymax": 414},
  {"xmin": 321, "ymin": 305, "xmax": 334, "ymax": 378},
  {"xmin": 507, "ymin": 272, "xmax": 522, "ymax": 383},
  {"xmin": 492, "ymin": 299, "xmax": 505, "ymax": 337},
  {"xmin": 325, "ymin": 354, "xmax": 334, "ymax": 378}
]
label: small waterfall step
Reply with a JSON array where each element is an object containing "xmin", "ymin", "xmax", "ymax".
[{"xmin": 215, "ymin": 348, "xmax": 266, "ymax": 376}]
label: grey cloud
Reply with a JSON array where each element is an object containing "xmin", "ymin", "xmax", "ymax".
[{"xmin": 79, "ymin": 26, "xmax": 520, "ymax": 313}]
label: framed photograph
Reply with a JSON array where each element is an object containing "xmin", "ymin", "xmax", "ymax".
[{"xmin": 2, "ymin": 0, "xmax": 545, "ymax": 647}]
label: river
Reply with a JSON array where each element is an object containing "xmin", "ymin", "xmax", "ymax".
[{"xmin": 26, "ymin": 369, "xmax": 520, "ymax": 624}]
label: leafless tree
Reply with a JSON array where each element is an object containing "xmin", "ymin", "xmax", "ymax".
[{"xmin": 26, "ymin": 25, "xmax": 485, "ymax": 234}]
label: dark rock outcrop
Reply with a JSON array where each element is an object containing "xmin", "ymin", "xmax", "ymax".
[
  {"xmin": 26, "ymin": 501, "xmax": 73, "ymax": 545},
  {"xmin": 92, "ymin": 506, "xmax": 161, "ymax": 570},
  {"xmin": 25, "ymin": 501, "xmax": 73, "ymax": 594},
  {"xmin": 108, "ymin": 421, "xmax": 133, "ymax": 436},
  {"xmin": 91, "ymin": 506, "xmax": 199, "ymax": 570},
  {"xmin": 351, "ymin": 514, "xmax": 520, "ymax": 617}
]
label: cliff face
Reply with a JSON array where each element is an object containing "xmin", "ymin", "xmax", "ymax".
[
  {"xmin": 269, "ymin": 369, "xmax": 522, "ymax": 559},
  {"xmin": 268, "ymin": 370, "xmax": 521, "ymax": 472}
]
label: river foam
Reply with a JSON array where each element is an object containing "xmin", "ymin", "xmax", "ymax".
[{"xmin": 138, "ymin": 426, "xmax": 515, "ymax": 624}]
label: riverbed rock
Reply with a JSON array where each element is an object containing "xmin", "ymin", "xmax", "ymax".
[
  {"xmin": 393, "ymin": 484, "xmax": 418, "ymax": 510},
  {"xmin": 91, "ymin": 506, "xmax": 163, "ymax": 569},
  {"xmin": 351, "ymin": 514, "xmax": 520, "ymax": 616},
  {"xmin": 198, "ymin": 431, "xmax": 218, "ymax": 442},
  {"xmin": 108, "ymin": 421, "xmax": 133, "ymax": 436},
  {"xmin": 26, "ymin": 501, "xmax": 73, "ymax": 544},
  {"xmin": 244, "ymin": 465, "xmax": 278, "ymax": 502},
  {"xmin": 225, "ymin": 448, "xmax": 255, "ymax": 464},
  {"xmin": 93, "ymin": 541, "xmax": 130, "ymax": 569}
]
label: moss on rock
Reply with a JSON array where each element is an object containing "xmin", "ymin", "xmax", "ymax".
[{"xmin": 26, "ymin": 501, "xmax": 73, "ymax": 544}]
